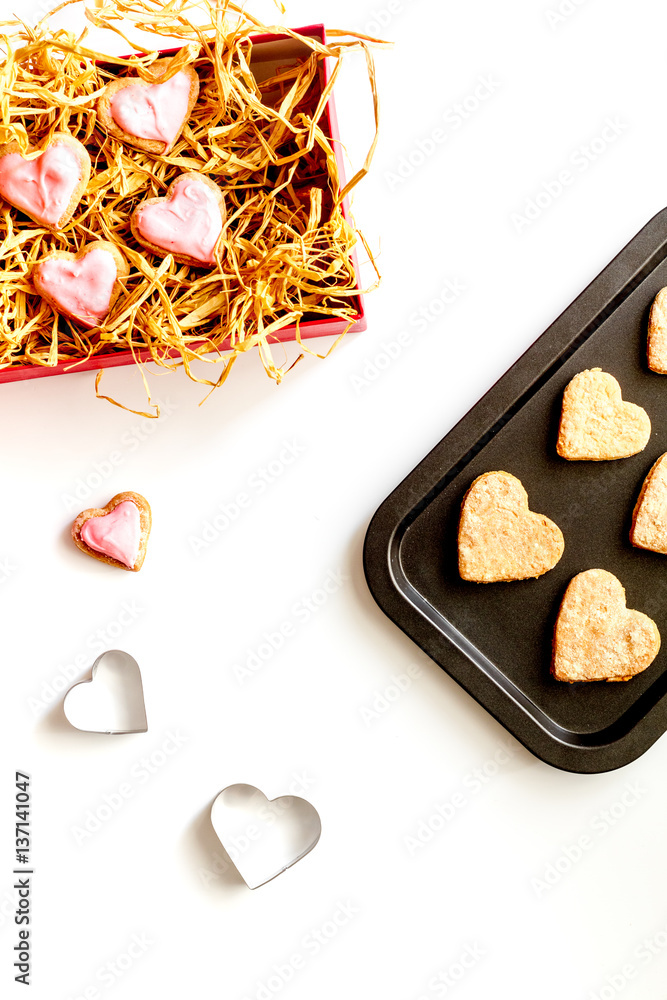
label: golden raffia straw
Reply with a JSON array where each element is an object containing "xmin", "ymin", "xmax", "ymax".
[{"xmin": 0, "ymin": 0, "xmax": 384, "ymax": 413}]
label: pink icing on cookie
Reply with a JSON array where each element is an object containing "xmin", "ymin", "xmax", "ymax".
[
  {"xmin": 81, "ymin": 501, "xmax": 141, "ymax": 568},
  {"xmin": 109, "ymin": 71, "xmax": 192, "ymax": 148},
  {"xmin": 0, "ymin": 142, "xmax": 83, "ymax": 228},
  {"xmin": 136, "ymin": 176, "xmax": 222, "ymax": 264},
  {"xmin": 36, "ymin": 248, "xmax": 118, "ymax": 328}
]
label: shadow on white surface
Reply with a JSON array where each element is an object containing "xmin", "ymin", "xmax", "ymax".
[
  {"xmin": 63, "ymin": 649, "xmax": 148, "ymax": 734},
  {"xmin": 347, "ymin": 515, "xmax": 547, "ymax": 766},
  {"xmin": 183, "ymin": 800, "xmax": 248, "ymax": 894},
  {"xmin": 36, "ymin": 693, "xmax": 118, "ymax": 750},
  {"xmin": 210, "ymin": 783, "xmax": 321, "ymax": 889},
  {"xmin": 36, "ymin": 688, "xmax": 148, "ymax": 754}
]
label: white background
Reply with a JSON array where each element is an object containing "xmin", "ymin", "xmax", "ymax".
[{"xmin": 1, "ymin": 0, "xmax": 666, "ymax": 998}]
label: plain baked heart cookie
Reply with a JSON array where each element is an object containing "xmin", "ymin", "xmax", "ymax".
[
  {"xmin": 556, "ymin": 368, "xmax": 651, "ymax": 460},
  {"xmin": 72, "ymin": 492, "xmax": 151, "ymax": 571},
  {"xmin": 33, "ymin": 241, "xmax": 128, "ymax": 329},
  {"xmin": 0, "ymin": 133, "xmax": 90, "ymax": 230},
  {"xmin": 131, "ymin": 172, "xmax": 225, "ymax": 267},
  {"xmin": 630, "ymin": 452, "xmax": 667, "ymax": 554},
  {"xmin": 458, "ymin": 471, "xmax": 564, "ymax": 583},
  {"xmin": 96, "ymin": 58, "xmax": 199, "ymax": 154},
  {"xmin": 552, "ymin": 568, "xmax": 660, "ymax": 682},
  {"xmin": 647, "ymin": 287, "xmax": 667, "ymax": 374}
]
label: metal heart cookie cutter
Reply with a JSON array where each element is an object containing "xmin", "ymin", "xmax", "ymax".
[
  {"xmin": 210, "ymin": 783, "xmax": 321, "ymax": 889},
  {"xmin": 63, "ymin": 649, "xmax": 148, "ymax": 734}
]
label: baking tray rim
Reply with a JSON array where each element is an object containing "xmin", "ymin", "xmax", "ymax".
[{"xmin": 363, "ymin": 205, "xmax": 667, "ymax": 774}]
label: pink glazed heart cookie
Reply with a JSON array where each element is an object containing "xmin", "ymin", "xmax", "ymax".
[
  {"xmin": 0, "ymin": 133, "xmax": 90, "ymax": 230},
  {"xmin": 33, "ymin": 241, "xmax": 129, "ymax": 329},
  {"xmin": 72, "ymin": 492, "xmax": 151, "ymax": 571},
  {"xmin": 96, "ymin": 58, "xmax": 199, "ymax": 154},
  {"xmin": 131, "ymin": 172, "xmax": 225, "ymax": 267}
]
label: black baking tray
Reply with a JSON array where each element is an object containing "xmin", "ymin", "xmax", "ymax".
[{"xmin": 364, "ymin": 207, "xmax": 667, "ymax": 773}]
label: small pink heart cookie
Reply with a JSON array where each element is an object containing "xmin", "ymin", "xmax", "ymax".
[
  {"xmin": 33, "ymin": 241, "xmax": 129, "ymax": 329},
  {"xmin": 96, "ymin": 58, "xmax": 199, "ymax": 154},
  {"xmin": 72, "ymin": 492, "xmax": 151, "ymax": 571},
  {"xmin": 0, "ymin": 133, "xmax": 90, "ymax": 230},
  {"xmin": 131, "ymin": 172, "xmax": 225, "ymax": 267}
]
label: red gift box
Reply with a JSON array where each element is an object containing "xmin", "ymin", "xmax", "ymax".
[{"xmin": 0, "ymin": 25, "xmax": 366, "ymax": 385}]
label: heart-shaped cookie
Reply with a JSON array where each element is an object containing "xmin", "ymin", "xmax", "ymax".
[
  {"xmin": 33, "ymin": 241, "xmax": 128, "ymax": 329},
  {"xmin": 557, "ymin": 368, "xmax": 651, "ymax": 460},
  {"xmin": 458, "ymin": 471, "xmax": 564, "ymax": 583},
  {"xmin": 72, "ymin": 491, "xmax": 151, "ymax": 571},
  {"xmin": 131, "ymin": 172, "xmax": 225, "ymax": 267},
  {"xmin": 96, "ymin": 58, "xmax": 199, "ymax": 154},
  {"xmin": 210, "ymin": 784, "xmax": 321, "ymax": 889},
  {"xmin": 552, "ymin": 569, "xmax": 660, "ymax": 682},
  {"xmin": 0, "ymin": 133, "xmax": 90, "ymax": 230},
  {"xmin": 630, "ymin": 452, "xmax": 667, "ymax": 553},
  {"xmin": 64, "ymin": 649, "xmax": 148, "ymax": 734},
  {"xmin": 647, "ymin": 287, "xmax": 667, "ymax": 374}
]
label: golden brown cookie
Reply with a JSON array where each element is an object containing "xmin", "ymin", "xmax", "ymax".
[
  {"xmin": 552, "ymin": 569, "xmax": 660, "ymax": 682},
  {"xmin": 647, "ymin": 287, "xmax": 667, "ymax": 374},
  {"xmin": 72, "ymin": 492, "xmax": 151, "ymax": 571},
  {"xmin": 33, "ymin": 241, "xmax": 128, "ymax": 329},
  {"xmin": 0, "ymin": 133, "xmax": 90, "ymax": 230},
  {"xmin": 458, "ymin": 471, "xmax": 564, "ymax": 583},
  {"xmin": 556, "ymin": 368, "xmax": 651, "ymax": 460},
  {"xmin": 96, "ymin": 58, "xmax": 199, "ymax": 154},
  {"xmin": 630, "ymin": 453, "xmax": 667, "ymax": 554}
]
